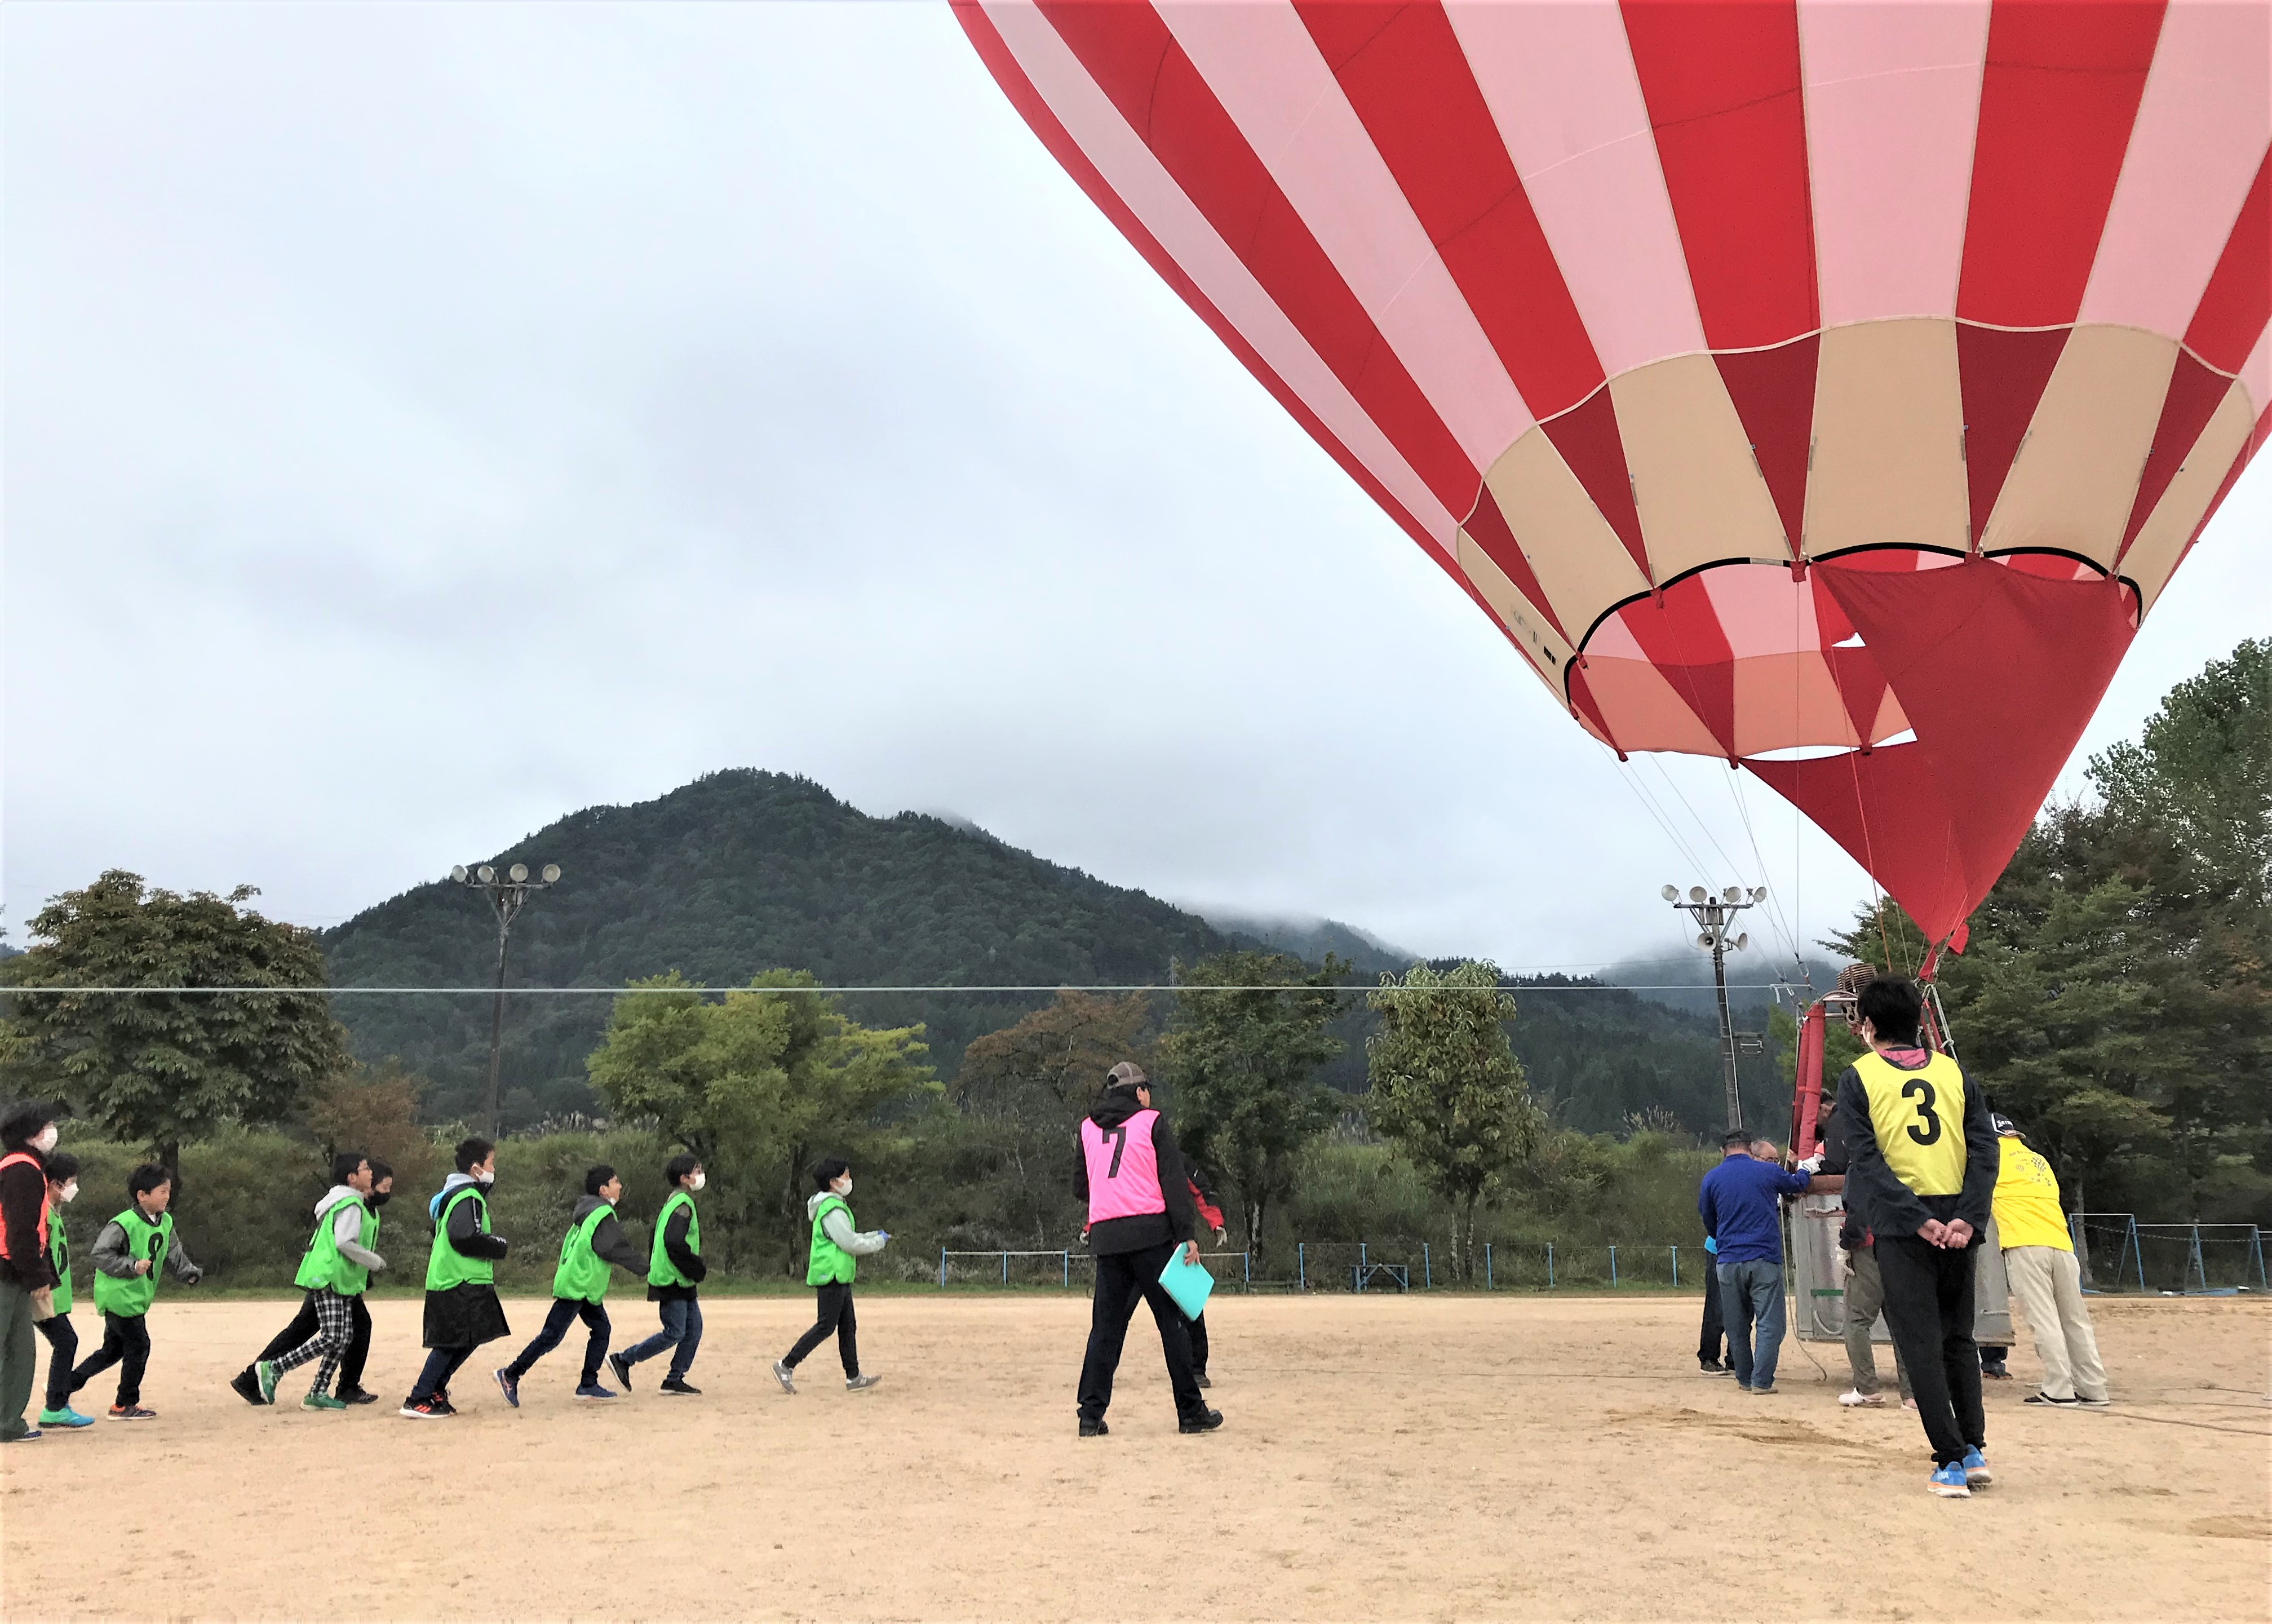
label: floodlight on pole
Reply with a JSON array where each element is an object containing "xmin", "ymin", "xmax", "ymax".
[
  {"xmin": 1661, "ymin": 879, "xmax": 1765, "ymax": 1131},
  {"xmin": 453, "ymin": 859, "xmax": 563, "ymax": 1138}
]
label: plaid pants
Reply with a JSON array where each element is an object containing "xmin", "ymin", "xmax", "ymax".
[{"xmin": 272, "ymin": 1288, "xmax": 358, "ymax": 1395}]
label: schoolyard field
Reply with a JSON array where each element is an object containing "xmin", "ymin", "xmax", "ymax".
[{"xmin": 2, "ymin": 1293, "xmax": 2265, "ymax": 1622}]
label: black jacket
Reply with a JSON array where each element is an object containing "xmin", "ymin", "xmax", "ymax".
[
  {"xmin": 1821, "ymin": 1108, "xmax": 1867, "ymax": 1252},
  {"xmin": 1074, "ymin": 1088, "xmax": 1197, "ymax": 1255},
  {"xmin": 0, "ymin": 1144, "xmax": 54, "ymax": 1289},
  {"xmin": 1830, "ymin": 1052, "xmax": 1999, "ymax": 1241},
  {"xmin": 443, "ymin": 1182, "xmax": 510, "ymax": 1262}
]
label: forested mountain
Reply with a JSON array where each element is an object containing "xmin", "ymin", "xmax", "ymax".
[{"xmin": 322, "ymin": 768, "xmax": 1764, "ymax": 1135}]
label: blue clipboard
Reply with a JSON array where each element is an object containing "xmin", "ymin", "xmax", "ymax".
[{"xmin": 1158, "ymin": 1247, "xmax": 1215, "ymax": 1321}]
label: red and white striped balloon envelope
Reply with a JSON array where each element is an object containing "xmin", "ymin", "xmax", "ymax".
[{"xmin": 956, "ymin": 0, "xmax": 2269, "ymax": 948}]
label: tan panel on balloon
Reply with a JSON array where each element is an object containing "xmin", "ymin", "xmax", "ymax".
[
  {"xmin": 2122, "ymin": 380, "xmax": 2257, "ymax": 615},
  {"xmin": 1573, "ymin": 654, "xmax": 1725, "ymax": 755},
  {"xmin": 1455, "ymin": 528, "xmax": 1574, "ymax": 692},
  {"xmin": 1610, "ymin": 353, "xmax": 1790, "ymax": 582},
  {"xmin": 1482, "ymin": 428, "xmax": 1653, "ymax": 643},
  {"xmin": 1981, "ymin": 325, "xmax": 2177, "ymax": 567},
  {"xmin": 1730, "ymin": 653, "xmax": 1868, "ymax": 756},
  {"xmin": 1803, "ymin": 318, "xmax": 1968, "ymax": 557}
]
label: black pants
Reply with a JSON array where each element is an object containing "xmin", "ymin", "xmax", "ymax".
[
  {"xmin": 35, "ymin": 1315, "xmax": 78, "ymax": 1411},
  {"xmin": 1699, "ymin": 1270, "xmax": 1725, "ymax": 1363},
  {"xmin": 1078, "ymin": 1241, "xmax": 1203, "ymax": 1423},
  {"xmin": 783, "ymin": 1283, "xmax": 859, "ymax": 1378},
  {"xmin": 1189, "ymin": 1309, "xmax": 1209, "ymax": 1377},
  {"xmin": 258, "ymin": 1291, "xmax": 374, "ymax": 1392},
  {"xmin": 70, "ymin": 1312, "xmax": 152, "ymax": 1407},
  {"xmin": 410, "ymin": 1346, "xmax": 476, "ymax": 1402},
  {"xmin": 1877, "ymin": 1234, "xmax": 1985, "ymax": 1466},
  {"xmin": 506, "ymin": 1297, "xmax": 610, "ymax": 1385}
]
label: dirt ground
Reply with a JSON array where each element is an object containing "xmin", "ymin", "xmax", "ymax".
[{"xmin": 2, "ymin": 1291, "xmax": 2265, "ymax": 1622}]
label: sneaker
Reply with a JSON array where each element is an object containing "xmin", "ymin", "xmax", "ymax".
[
  {"xmin": 494, "ymin": 1368, "xmax": 520, "ymax": 1409},
  {"xmin": 302, "ymin": 1391, "xmax": 347, "ymax": 1411},
  {"xmin": 1839, "ymin": 1390, "xmax": 1886, "ymax": 1408},
  {"xmin": 1, "ymin": 1427, "xmax": 40, "ymax": 1442},
  {"xmin": 1748, "ymin": 1384, "xmax": 1778, "ymax": 1395},
  {"xmin": 772, "ymin": 1360, "xmax": 796, "ymax": 1395},
  {"xmin": 255, "ymin": 1361, "xmax": 281, "ymax": 1404},
  {"xmin": 1707, "ymin": 1365, "xmax": 1738, "ymax": 1378},
  {"xmin": 2024, "ymin": 1391, "xmax": 2081, "ymax": 1406},
  {"xmin": 1927, "ymin": 1462, "xmax": 1972, "ymax": 1498},
  {"xmin": 1698, "ymin": 1358, "xmax": 1726, "ymax": 1375},
  {"xmin": 38, "ymin": 1408, "xmax": 94, "ymax": 1428},
  {"xmin": 846, "ymin": 1374, "xmax": 882, "ymax": 1392},
  {"xmin": 574, "ymin": 1383, "xmax": 618, "ymax": 1401},
  {"xmin": 1195, "ymin": 1371, "xmax": 1212, "ymax": 1389},
  {"xmin": 606, "ymin": 1352, "xmax": 633, "ymax": 1391},
  {"xmin": 1981, "ymin": 1364, "xmax": 2013, "ymax": 1381},
  {"xmin": 1179, "ymin": 1408, "xmax": 1225, "ymax": 1435},
  {"xmin": 108, "ymin": 1405, "xmax": 157, "ymax": 1421},
  {"xmin": 1078, "ymin": 1417, "xmax": 1109, "ymax": 1437},
  {"xmin": 336, "ymin": 1387, "xmax": 380, "ymax": 1406},
  {"xmin": 229, "ymin": 1368, "xmax": 271, "ymax": 1408},
  {"xmin": 658, "ymin": 1377, "xmax": 701, "ymax": 1396},
  {"xmin": 431, "ymin": 1390, "xmax": 458, "ymax": 1417},
  {"xmin": 1961, "ymin": 1446, "xmax": 1992, "ymax": 1488},
  {"xmin": 2078, "ymin": 1394, "xmax": 2112, "ymax": 1406},
  {"xmin": 397, "ymin": 1397, "xmax": 448, "ymax": 1419}
]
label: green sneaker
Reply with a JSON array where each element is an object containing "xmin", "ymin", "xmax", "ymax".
[
  {"xmin": 302, "ymin": 1391, "xmax": 347, "ymax": 1411},
  {"xmin": 255, "ymin": 1361, "xmax": 280, "ymax": 1403},
  {"xmin": 38, "ymin": 1407, "xmax": 95, "ymax": 1429}
]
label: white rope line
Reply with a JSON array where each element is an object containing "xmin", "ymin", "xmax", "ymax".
[{"xmin": 0, "ymin": 982, "xmax": 1794, "ymax": 996}]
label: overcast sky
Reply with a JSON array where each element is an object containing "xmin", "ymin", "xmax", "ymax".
[{"xmin": 6, "ymin": 3, "xmax": 2266, "ymax": 981}]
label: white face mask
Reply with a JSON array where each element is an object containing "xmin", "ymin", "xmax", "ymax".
[
  {"xmin": 60, "ymin": 1180, "xmax": 79, "ymax": 1203},
  {"xmin": 835, "ymin": 1177, "xmax": 852, "ymax": 1197},
  {"xmin": 689, "ymin": 1172, "xmax": 706, "ymax": 1192},
  {"xmin": 33, "ymin": 1126, "xmax": 58, "ymax": 1155},
  {"xmin": 474, "ymin": 1169, "xmax": 495, "ymax": 1187}
]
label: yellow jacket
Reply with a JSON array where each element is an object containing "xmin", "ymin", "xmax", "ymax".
[{"xmin": 1992, "ymin": 1138, "xmax": 2073, "ymax": 1251}]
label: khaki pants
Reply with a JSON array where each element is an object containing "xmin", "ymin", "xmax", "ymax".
[
  {"xmin": 1841, "ymin": 1247, "xmax": 1911, "ymax": 1399},
  {"xmin": 2004, "ymin": 1245, "xmax": 2107, "ymax": 1402}
]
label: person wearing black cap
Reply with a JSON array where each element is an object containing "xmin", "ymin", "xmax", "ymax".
[{"xmin": 1073, "ymin": 1062, "xmax": 1219, "ymax": 1438}]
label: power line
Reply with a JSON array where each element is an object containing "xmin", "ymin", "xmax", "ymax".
[{"xmin": 0, "ymin": 981, "xmax": 1794, "ymax": 996}]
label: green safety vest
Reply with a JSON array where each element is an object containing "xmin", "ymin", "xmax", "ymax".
[
  {"xmin": 91, "ymin": 1209, "xmax": 173, "ymax": 1318},
  {"xmin": 47, "ymin": 1209, "xmax": 71, "ymax": 1316},
  {"xmin": 806, "ymin": 1193, "xmax": 857, "ymax": 1286},
  {"xmin": 648, "ymin": 1189, "xmax": 700, "ymax": 1289},
  {"xmin": 295, "ymin": 1194, "xmax": 375, "ymax": 1296},
  {"xmin": 552, "ymin": 1203, "xmax": 616, "ymax": 1303},
  {"xmin": 425, "ymin": 1185, "xmax": 495, "ymax": 1291}
]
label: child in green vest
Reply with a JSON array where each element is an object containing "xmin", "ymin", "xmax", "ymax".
[
  {"xmin": 495, "ymin": 1164, "xmax": 645, "ymax": 1406},
  {"xmin": 68, "ymin": 1163, "xmax": 202, "ymax": 1421},
  {"xmin": 252, "ymin": 1152, "xmax": 386, "ymax": 1411},
  {"xmin": 32, "ymin": 1152, "xmax": 94, "ymax": 1430},
  {"xmin": 401, "ymin": 1138, "xmax": 510, "ymax": 1420},
  {"xmin": 610, "ymin": 1154, "xmax": 706, "ymax": 1396},
  {"xmin": 771, "ymin": 1158, "xmax": 888, "ymax": 1395}
]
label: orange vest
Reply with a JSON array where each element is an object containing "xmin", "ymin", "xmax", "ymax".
[{"xmin": 0, "ymin": 1150, "xmax": 51, "ymax": 1267}]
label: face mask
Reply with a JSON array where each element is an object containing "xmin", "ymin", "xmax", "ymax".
[
  {"xmin": 60, "ymin": 1180, "xmax": 79, "ymax": 1203},
  {"xmin": 32, "ymin": 1127, "xmax": 58, "ymax": 1155},
  {"xmin": 689, "ymin": 1172, "xmax": 706, "ymax": 1192},
  {"xmin": 835, "ymin": 1178, "xmax": 852, "ymax": 1197},
  {"xmin": 370, "ymin": 1191, "xmax": 392, "ymax": 1207},
  {"xmin": 474, "ymin": 1170, "xmax": 495, "ymax": 1187}
]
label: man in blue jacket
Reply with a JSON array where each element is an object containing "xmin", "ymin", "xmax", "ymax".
[{"xmin": 1698, "ymin": 1130, "xmax": 1812, "ymax": 1393}]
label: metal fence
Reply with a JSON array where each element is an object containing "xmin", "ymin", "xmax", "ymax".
[{"xmin": 937, "ymin": 1225, "xmax": 2267, "ymax": 1295}]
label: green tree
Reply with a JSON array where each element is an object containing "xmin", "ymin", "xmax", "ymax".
[
  {"xmin": 1161, "ymin": 950, "xmax": 1348, "ymax": 1271},
  {"xmin": 1364, "ymin": 961, "xmax": 1543, "ymax": 1279},
  {"xmin": 586, "ymin": 969, "xmax": 940, "ymax": 1270},
  {"xmin": 0, "ymin": 871, "xmax": 350, "ymax": 1178}
]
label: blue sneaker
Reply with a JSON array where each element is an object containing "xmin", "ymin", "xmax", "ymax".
[
  {"xmin": 38, "ymin": 1407, "xmax": 95, "ymax": 1429},
  {"xmin": 1928, "ymin": 1462, "xmax": 1972, "ymax": 1498},
  {"xmin": 573, "ymin": 1383, "xmax": 618, "ymax": 1401},
  {"xmin": 1961, "ymin": 1446, "xmax": 1992, "ymax": 1488},
  {"xmin": 493, "ymin": 1368, "xmax": 520, "ymax": 1409}
]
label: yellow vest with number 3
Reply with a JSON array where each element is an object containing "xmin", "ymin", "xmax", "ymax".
[{"xmin": 1853, "ymin": 1051, "xmax": 1968, "ymax": 1196}]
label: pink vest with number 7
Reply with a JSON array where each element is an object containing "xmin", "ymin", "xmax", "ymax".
[{"xmin": 1081, "ymin": 1110, "xmax": 1166, "ymax": 1223}]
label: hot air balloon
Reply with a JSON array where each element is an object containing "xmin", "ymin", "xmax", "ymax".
[{"xmin": 957, "ymin": 0, "xmax": 2270, "ymax": 953}]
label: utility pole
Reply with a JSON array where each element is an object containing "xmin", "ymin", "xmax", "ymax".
[
  {"xmin": 453, "ymin": 861, "xmax": 561, "ymax": 1138},
  {"xmin": 1663, "ymin": 883, "xmax": 1765, "ymax": 1130}
]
